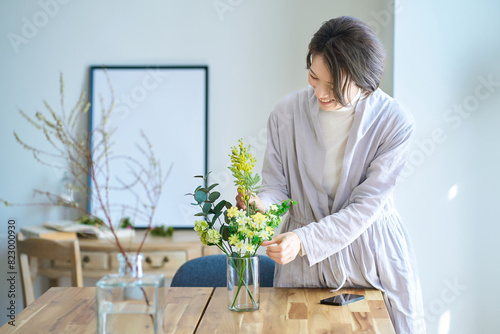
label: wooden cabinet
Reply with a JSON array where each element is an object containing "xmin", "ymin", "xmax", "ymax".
[{"xmin": 40, "ymin": 230, "xmax": 220, "ymax": 281}]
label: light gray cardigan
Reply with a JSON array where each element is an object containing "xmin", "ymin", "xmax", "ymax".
[{"xmin": 259, "ymin": 86, "xmax": 426, "ymax": 333}]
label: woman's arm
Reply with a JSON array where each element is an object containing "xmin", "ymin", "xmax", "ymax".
[{"xmin": 257, "ymin": 110, "xmax": 290, "ymax": 210}]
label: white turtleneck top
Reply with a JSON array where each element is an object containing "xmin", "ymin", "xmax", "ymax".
[{"xmin": 318, "ymin": 89, "xmax": 361, "ymax": 210}]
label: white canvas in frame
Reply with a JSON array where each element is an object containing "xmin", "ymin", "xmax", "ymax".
[{"xmin": 89, "ymin": 66, "xmax": 207, "ymax": 228}]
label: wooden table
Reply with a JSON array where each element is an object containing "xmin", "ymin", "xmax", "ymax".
[
  {"xmin": 0, "ymin": 287, "xmax": 395, "ymax": 333},
  {"xmin": 197, "ymin": 288, "xmax": 395, "ymax": 334}
]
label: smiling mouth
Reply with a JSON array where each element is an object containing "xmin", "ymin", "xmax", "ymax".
[{"xmin": 318, "ymin": 98, "xmax": 334, "ymax": 103}]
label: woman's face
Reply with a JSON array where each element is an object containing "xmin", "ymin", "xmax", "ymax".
[{"xmin": 307, "ymin": 55, "xmax": 359, "ymax": 111}]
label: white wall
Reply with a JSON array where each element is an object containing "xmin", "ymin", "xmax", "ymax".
[
  {"xmin": 394, "ymin": 0, "xmax": 500, "ymax": 333},
  {"xmin": 0, "ymin": 0, "xmax": 393, "ymax": 326}
]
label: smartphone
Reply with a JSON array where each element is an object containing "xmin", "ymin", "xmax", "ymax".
[{"xmin": 320, "ymin": 294, "xmax": 364, "ymax": 306}]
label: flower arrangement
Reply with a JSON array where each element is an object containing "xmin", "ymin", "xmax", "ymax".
[
  {"xmin": 190, "ymin": 139, "xmax": 295, "ymax": 257},
  {"xmin": 188, "ymin": 139, "xmax": 295, "ymax": 310}
]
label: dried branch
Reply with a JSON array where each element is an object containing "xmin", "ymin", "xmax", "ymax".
[{"xmin": 4, "ymin": 72, "xmax": 170, "ymax": 263}]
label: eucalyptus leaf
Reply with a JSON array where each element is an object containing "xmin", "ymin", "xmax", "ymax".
[
  {"xmin": 194, "ymin": 190, "xmax": 207, "ymax": 203},
  {"xmin": 208, "ymin": 192, "xmax": 220, "ymax": 202},
  {"xmin": 213, "ymin": 211, "xmax": 222, "ymax": 223},
  {"xmin": 194, "ymin": 212, "xmax": 206, "ymax": 217},
  {"xmin": 202, "ymin": 202, "xmax": 212, "ymax": 214},
  {"xmin": 214, "ymin": 200, "xmax": 226, "ymax": 213},
  {"xmin": 220, "ymin": 225, "xmax": 230, "ymax": 241},
  {"xmin": 207, "ymin": 183, "xmax": 219, "ymax": 191}
]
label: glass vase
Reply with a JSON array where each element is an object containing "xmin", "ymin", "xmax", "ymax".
[
  {"xmin": 96, "ymin": 253, "xmax": 165, "ymax": 334},
  {"xmin": 227, "ymin": 255, "xmax": 260, "ymax": 312}
]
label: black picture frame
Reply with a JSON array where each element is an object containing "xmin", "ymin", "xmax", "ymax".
[{"xmin": 89, "ymin": 65, "xmax": 208, "ymax": 228}]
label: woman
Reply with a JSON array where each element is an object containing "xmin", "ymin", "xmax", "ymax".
[{"xmin": 237, "ymin": 16, "xmax": 426, "ymax": 333}]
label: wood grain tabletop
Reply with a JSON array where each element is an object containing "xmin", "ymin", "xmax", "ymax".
[
  {"xmin": 0, "ymin": 287, "xmax": 394, "ymax": 333},
  {"xmin": 196, "ymin": 287, "xmax": 395, "ymax": 334},
  {"xmin": 0, "ymin": 287, "xmax": 213, "ymax": 334}
]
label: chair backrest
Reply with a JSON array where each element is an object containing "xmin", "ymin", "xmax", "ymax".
[
  {"xmin": 171, "ymin": 254, "xmax": 275, "ymax": 287},
  {"xmin": 17, "ymin": 233, "xmax": 83, "ymax": 307}
]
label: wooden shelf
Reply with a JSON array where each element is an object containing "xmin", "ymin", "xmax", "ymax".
[{"xmin": 39, "ymin": 229, "xmax": 221, "ymax": 280}]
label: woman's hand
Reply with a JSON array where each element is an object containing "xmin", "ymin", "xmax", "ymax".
[
  {"xmin": 235, "ymin": 191, "xmax": 267, "ymax": 213},
  {"xmin": 261, "ymin": 232, "xmax": 301, "ymax": 265}
]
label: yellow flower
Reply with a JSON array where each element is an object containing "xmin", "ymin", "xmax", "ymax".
[
  {"xmin": 259, "ymin": 230, "xmax": 270, "ymax": 239},
  {"xmin": 251, "ymin": 212, "xmax": 267, "ymax": 224},
  {"xmin": 227, "ymin": 206, "xmax": 239, "ymax": 218},
  {"xmin": 236, "ymin": 241, "xmax": 245, "ymax": 251},
  {"xmin": 229, "ymin": 234, "xmax": 239, "ymax": 246},
  {"xmin": 246, "ymin": 230, "xmax": 255, "ymax": 238},
  {"xmin": 238, "ymin": 226, "xmax": 250, "ymax": 235},
  {"xmin": 245, "ymin": 244, "xmax": 256, "ymax": 253}
]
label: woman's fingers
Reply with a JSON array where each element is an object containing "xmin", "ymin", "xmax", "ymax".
[
  {"xmin": 263, "ymin": 233, "xmax": 301, "ymax": 265},
  {"xmin": 235, "ymin": 192, "xmax": 266, "ymax": 213},
  {"xmin": 235, "ymin": 192, "xmax": 246, "ymax": 210},
  {"xmin": 260, "ymin": 236, "xmax": 279, "ymax": 247}
]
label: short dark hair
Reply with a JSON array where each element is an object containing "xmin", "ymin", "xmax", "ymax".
[{"xmin": 306, "ymin": 16, "xmax": 386, "ymax": 106}]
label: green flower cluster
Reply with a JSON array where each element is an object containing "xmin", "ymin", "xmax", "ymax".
[{"xmin": 194, "ymin": 220, "xmax": 222, "ymax": 245}]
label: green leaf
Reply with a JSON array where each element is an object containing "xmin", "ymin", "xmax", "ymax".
[
  {"xmin": 207, "ymin": 183, "xmax": 219, "ymax": 191},
  {"xmin": 202, "ymin": 202, "xmax": 212, "ymax": 214},
  {"xmin": 213, "ymin": 211, "xmax": 222, "ymax": 223},
  {"xmin": 208, "ymin": 192, "xmax": 220, "ymax": 202},
  {"xmin": 214, "ymin": 200, "xmax": 227, "ymax": 213},
  {"xmin": 220, "ymin": 225, "xmax": 230, "ymax": 241},
  {"xmin": 224, "ymin": 202, "xmax": 232, "ymax": 210},
  {"xmin": 194, "ymin": 190, "xmax": 207, "ymax": 203},
  {"xmin": 194, "ymin": 212, "xmax": 206, "ymax": 217},
  {"xmin": 194, "ymin": 175, "xmax": 204, "ymax": 178}
]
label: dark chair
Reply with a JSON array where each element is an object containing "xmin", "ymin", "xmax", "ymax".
[{"xmin": 171, "ymin": 254, "xmax": 275, "ymax": 287}]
